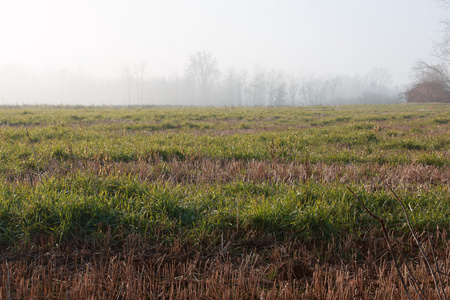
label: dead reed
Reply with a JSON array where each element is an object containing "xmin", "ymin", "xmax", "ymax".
[{"xmin": 0, "ymin": 228, "xmax": 448, "ymax": 299}]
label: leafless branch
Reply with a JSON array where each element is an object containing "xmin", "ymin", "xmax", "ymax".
[
  {"xmin": 386, "ymin": 183, "xmax": 444, "ymax": 300},
  {"xmin": 347, "ymin": 186, "xmax": 413, "ymax": 300},
  {"xmin": 429, "ymin": 234, "xmax": 448, "ymax": 300}
]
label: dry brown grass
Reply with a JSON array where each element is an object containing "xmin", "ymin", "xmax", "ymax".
[
  {"xmin": 7, "ymin": 157, "xmax": 450, "ymax": 189},
  {"xmin": 0, "ymin": 231, "xmax": 449, "ymax": 299}
]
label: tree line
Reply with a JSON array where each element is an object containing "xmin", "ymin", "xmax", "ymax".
[{"xmin": 0, "ymin": 55, "xmax": 401, "ymax": 106}]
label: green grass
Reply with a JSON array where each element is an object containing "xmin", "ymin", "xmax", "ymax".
[
  {"xmin": 0, "ymin": 178, "xmax": 447, "ymax": 245},
  {"xmin": 0, "ymin": 103, "xmax": 449, "ymax": 247}
]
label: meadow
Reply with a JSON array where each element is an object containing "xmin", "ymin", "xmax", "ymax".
[{"xmin": 0, "ymin": 103, "xmax": 449, "ymax": 299}]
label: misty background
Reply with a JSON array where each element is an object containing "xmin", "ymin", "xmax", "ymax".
[{"xmin": 0, "ymin": 0, "xmax": 447, "ymax": 106}]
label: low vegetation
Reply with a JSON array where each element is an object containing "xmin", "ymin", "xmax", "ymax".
[{"xmin": 0, "ymin": 103, "xmax": 449, "ymax": 298}]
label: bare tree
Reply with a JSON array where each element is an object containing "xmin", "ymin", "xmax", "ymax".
[
  {"xmin": 415, "ymin": 21, "xmax": 450, "ymax": 87},
  {"xmin": 406, "ymin": 61, "xmax": 450, "ymax": 103},
  {"xmin": 364, "ymin": 68, "xmax": 392, "ymax": 90},
  {"xmin": 300, "ymin": 75, "xmax": 326, "ymax": 106},
  {"xmin": 266, "ymin": 71, "xmax": 287, "ymax": 106},
  {"xmin": 250, "ymin": 67, "xmax": 267, "ymax": 106},
  {"xmin": 238, "ymin": 69, "xmax": 249, "ymax": 106},
  {"xmin": 434, "ymin": 21, "xmax": 450, "ymax": 62},
  {"xmin": 407, "ymin": 2, "xmax": 450, "ymax": 103},
  {"xmin": 325, "ymin": 75, "xmax": 344, "ymax": 105},
  {"xmin": 224, "ymin": 68, "xmax": 239, "ymax": 106},
  {"xmin": 133, "ymin": 62, "xmax": 146, "ymax": 105},
  {"xmin": 360, "ymin": 68, "xmax": 394, "ymax": 104},
  {"xmin": 122, "ymin": 66, "xmax": 133, "ymax": 105},
  {"xmin": 287, "ymin": 74, "xmax": 300, "ymax": 106},
  {"xmin": 185, "ymin": 51, "xmax": 220, "ymax": 105},
  {"xmin": 414, "ymin": 60, "xmax": 450, "ymax": 84}
]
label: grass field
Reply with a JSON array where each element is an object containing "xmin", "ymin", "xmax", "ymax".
[{"xmin": 0, "ymin": 103, "xmax": 449, "ymax": 299}]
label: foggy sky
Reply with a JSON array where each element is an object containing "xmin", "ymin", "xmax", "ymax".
[{"xmin": 0, "ymin": 0, "xmax": 448, "ymax": 105}]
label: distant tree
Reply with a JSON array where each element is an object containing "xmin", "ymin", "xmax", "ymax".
[
  {"xmin": 250, "ymin": 67, "xmax": 267, "ymax": 106},
  {"xmin": 238, "ymin": 69, "xmax": 249, "ymax": 106},
  {"xmin": 134, "ymin": 62, "xmax": 146, "ymax": 105},
  {"xmin": 300, "ymin": 76, "xmax": 326, "ymax": 106},
  {"xmin": 409, "ymin": 2, "xmax": 450, "ymax": 103},
  {"xmin": 267, "ymin": 71, "xmax": 287, "ymax": 106},
  {"xmin": 274, "ymin": 82, "xmax": 287, "ymax": 106},
  {"xmin": 185, "ymin": 51, "xmax": 220, "ymax": 105},
  {"xmin": 223, "ymin": 68, "xmax": 243, "ymax": 106},
  {"xmin": 415, "ymin": 60, "xmax": 450, "ymax": 87},
  {"xmin": 323, "ymin": 75, "xmax": 343, "ymax": 105},
  {"xmin": 122, "ymin": 66, "xmax": 133, "ymax": 105},
  {"xmin": 405, "ymin": 62, "xmax": 450, "ymax": 103},
  {"xmin": 405, "ymin": 81, "xmax": 450, "ymax": 103},
  {"xmin": 286, "ymin": 74, "xmax": 300, "ymax": 106},
  {"xmin": 364, "ymin": 68, "xmax": 392, "ymax": 89},
  {"xmin": 360, "ymin": 68, "xmax": 395, "ymax": 104}
]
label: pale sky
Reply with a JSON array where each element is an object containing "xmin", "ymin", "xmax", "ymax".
[{"xmin": 0, "ymin": 0, "xmax": 448, "ymax": 85}]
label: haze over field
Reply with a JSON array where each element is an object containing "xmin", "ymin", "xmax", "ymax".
[{"xmin": 0, "ymin": 0, "xmax": 447, "ymax": 105}]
